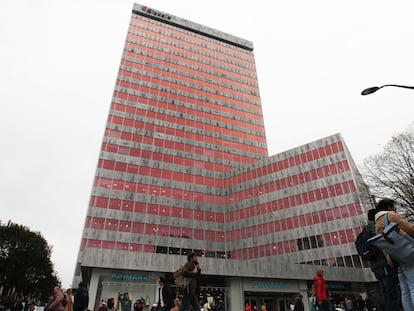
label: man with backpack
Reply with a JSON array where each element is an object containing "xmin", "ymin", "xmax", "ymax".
[
  {"xmin": 356, "ymin": 209, "xmax": 401, "ymax": 311},
  {"xmin": 176, "ymin": 252, "xmax": 201, "ymax": 311}
]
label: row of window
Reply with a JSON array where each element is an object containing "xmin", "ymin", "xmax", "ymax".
[
  {"xmin": 120, "ymin": 52, "xmax": 260, "ymax": 108},
  {"xmin": 155, "ymin": 246, "xmax": 226, "ymax": 258},
  {"xmin": 119, "ymin": 59, "xmax": 259, "ymax": 112},
  {"xmin": 110, "ymin": 95, "xmax": 266, "ymax": 143},
  {"xmin": 122, "ymin": 48, "xmax": 258, "ymax": 104},
  {"xmin": 81, "ymin": 236, "xmax": 366, "ymax": 268},
  {"xmin": 121, "ymin": 52, "xmax": 257, "ymax": 101},
  {"xmin": 81, "ymin": 223, "xmax": 362, "ymax": 263},
  {"xmin": 113, "ymin": 84, "xmax": 264, "ymax": 133},
  {"xmin": 93, "ymin": 167, "xmax": 355, "ymax": 210},
  {"xmin": 105, "ymin": 127, "xmax": 263, "ymax": 162},
  {"xmin": 112, "ymin": 83, "xmax": 263, "ymax": 135},
  {"xmin": 300, "ymin": 255, "xmax": 367, "ymax": 269},
  {"xmin": 122, "ymin": 49, "xmax": 258, "ymax": 103},
  {"xmin": 108, "ymin": 113, "xmax": 266, "ymax": 155},
  {"xmin": 115, "ymin": 60, "xmax": 261, "ymax": 118},
  {"xmin": 226, "ymin": 141, "xmax": 345, "ymax": 187},
  {"xmin": 103, "ymin": 129, "xmax": 262, "ymax": 166},
  {"xmin": 131, "ymin": 16, "xmax": 254, "ymax": 66},
  {"xmin": 126, "ymin": 27, "xmax": 257, "ymax": 76},
  {"xmin": 96, "ymin": 154, "xmax": 350, "ymax": 203},
  {"xmin": 118, "ymin": 60, "xmax": 259, "ymax": 112},
  {"xmin": 117, "ymin": 62, "xmax": 260, "ymax": 112},
  {"xmin": 86, "ymin": 200, "xmax": 362, "ymax": 244},
  {"xmin": 98, "ymin": 137, "xmax": 344, "ymax": 190},
  {"xmin": 100, "ymin": 144, "xmax": 234, "ymax": 176},
  {"xmin": 93, "ymin": 150, "xmax": 354, "ymax": 205},
  {"xmin": 101, "ymin": 136, "xmax": 257, "ymax": 173},
  {"xmin": 109, "ymin": 108, "xmax": 266, "ymax": 150},
  {"xmin": 131, "ymin": 16, "xmax": 255, "ymax": 66}
]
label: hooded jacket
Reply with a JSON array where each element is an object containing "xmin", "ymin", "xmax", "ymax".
[{"xmin": 313, "ymin": 275, "xmax": 327, "ymax": 302}]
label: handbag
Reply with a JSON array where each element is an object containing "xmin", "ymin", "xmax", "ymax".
[{"xmin": 367, "ymin": 212, "xmax": 414, "ymax": 265}]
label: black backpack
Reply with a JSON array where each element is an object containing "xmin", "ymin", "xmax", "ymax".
[{"xmin": 355, "ymin": 223, "xmax": 380, "ymax": 260}]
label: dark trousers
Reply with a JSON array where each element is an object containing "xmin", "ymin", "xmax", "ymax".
[
  {"xmin": 178, "ymin": 291, "xmax": 199, "ymax": 311},
  {"xmin": 317, "ymin": 300, "xmax": 330, "ymax": 311},
  {"xmin": 374, "ymin": 266, "xmax": 402, "ymax": 311}
]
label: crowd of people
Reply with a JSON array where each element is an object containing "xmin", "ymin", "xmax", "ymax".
[
  {"xmin": 308, "ymin": 198, "xmax": 414, "ymax": 311},
  {"xmin": 6, "ymin": 197, "xmax": 414, "ymax": 311},
  {"xmin": 359, "ymin": 199, "xmax": 414, "ymax": 311},
  {"xmin": 96, "ymin": 252, "xmax": 214, "ymax": 311}
]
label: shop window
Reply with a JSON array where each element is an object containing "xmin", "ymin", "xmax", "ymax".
[
  {"xmin": 181, "ymin": 248, "xmax": 192, "ymax": 255},
  {"xmin": 156, "ymin": 246, "xmax": 167, "ymax": 254},
  {"xmin": 205, "ymin": 251, "xmax": 216, "ymax": 258},
  {"xmin": 217, "ymin": 251, "xmax": 226, "ymax": 259},
  {"xmin": 168, "ymin": 247, "xmax": 180, "ymax": 255},
  {"xmin": 193, "ymin": 249, "xmax": 204, "ymax": 257}
]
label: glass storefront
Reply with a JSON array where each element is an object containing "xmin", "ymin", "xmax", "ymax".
[{"xmin": 244, "ymin": 292, "xmax": 297, "ymax": 311}]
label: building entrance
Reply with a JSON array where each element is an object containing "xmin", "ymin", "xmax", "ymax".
[{"xmin": 245, "ymin": 293, "xmax": 295, "ymax": 311}]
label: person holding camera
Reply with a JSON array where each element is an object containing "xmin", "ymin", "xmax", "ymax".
[{"xmin": 177, "ymin": 252, "xmax": 201, "ymax": 311}]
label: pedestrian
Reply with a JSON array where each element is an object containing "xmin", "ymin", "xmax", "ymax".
[
  {"xmin": 47, "ymin": 287, "xmax": 65, "ymax": 311},
  {"xmin": 244, "ymin": 303, "xmax": 252, "ymax": 311},
  {"xmin": 73, "ymin": 283, "xmax": 89, "ymax": 311},
  {"xmin": 64, "ymin": 289, "xmax": 73, "ymax": 311},
  {"xmin": 170, "ymin": 298, "xmax": 180, "ymax": 311},
  {"xmin": 118, "ymin": 293, "xmax": 131, "ymax": 311},
  {"xmin": 107, "ymin": 298, "xmax": 114, "ymax": 311},
  {"xmin": 156, "ymin": 277, "xmax": 174, "ymax": 311},
  {"xmin": 354, "ymin": 296, "xmax": 364, "ymax": 311},
  {"xmin": 375, "ymin": 199, "xmax": 414, "ymax": 311},
  {"xmin": 293, "ymin": 295, "xmax": 304, "ymax": 311},
  {"xmin": 133, "ymin": 299, "xmax": 143, "ymax": 311},
  {"xmin": 365, "ymin": 209, "xmax": 402, "ymax": 311},
  {"xmin": 344, "ymin": 297, "xmax": 353, "ymax": 311},
  {"xmin": 177, "ymin": 252, "xmax": 201, "ymax": 311},
  {"xmin": 309, "ymin": 295, "xmax": 316, "ymax": 311},
  {"xmin": 313, "ymin": 269, "xmax": 330, "ymax": 311},
  {"xmin": 98, "ymin": 301, "xmax": 107, "ymax": 311}
]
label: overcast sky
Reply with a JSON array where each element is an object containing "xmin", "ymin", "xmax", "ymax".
[{"xmin": 1, "ymin": 0, "xmax": 414, "ymax": 289}]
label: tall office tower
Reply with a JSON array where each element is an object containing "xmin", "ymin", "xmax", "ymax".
[{"xmin": 75, "ymin": 4, "xmax": 376, "ymax": 311}]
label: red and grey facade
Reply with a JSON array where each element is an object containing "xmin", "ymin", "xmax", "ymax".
[{"xmin": 74, "ymin": 4, "xmax": 375, "ymax": 311}]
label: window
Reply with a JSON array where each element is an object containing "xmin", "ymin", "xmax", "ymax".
[{"xmin": 156, "ymin": 246, "xmax": 167, "ymax": 254}]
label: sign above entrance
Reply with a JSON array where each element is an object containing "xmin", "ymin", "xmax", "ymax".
[
  {"xmin": 243, "ymin": 278, "xmax": 298, "ymax": 293},
  {"xmin": 252, "ymin": 281, "xmax": 290, "ymax": 289},
  {"xmin": 111, "ymin": 273, "xmax": 149, "ymax": 282}
]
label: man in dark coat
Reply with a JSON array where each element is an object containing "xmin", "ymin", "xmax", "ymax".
[
  {"xmin": 156, "ymin": 277, "xmax": 174, "ymax": 311},
  {"xmin": 293, "ymin": 295, "xmax": 304, "ymax": 311},
  {"xmin": 73, "ymin": 282, "xmax": 89, "ymax": 311},
  {"xmin": 178, "ymin": 252, "xmax": 201, "ymax": 311}
]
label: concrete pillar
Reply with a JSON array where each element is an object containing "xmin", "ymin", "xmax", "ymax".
[
  {"xmin": 298, "ymin": 280, "xmax": 310, "ymax": 311},
  {"xmin": 228, "ymin": 277, "xmax": 243, "ymax": 311},
  {"xmin": 88, "ymin": 271, "xmax": 100, "ymax": 311}
]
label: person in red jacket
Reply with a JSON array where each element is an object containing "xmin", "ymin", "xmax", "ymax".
[{"xmin": 313, "ymin": 269, "xmax": 330, "ymax": 311}]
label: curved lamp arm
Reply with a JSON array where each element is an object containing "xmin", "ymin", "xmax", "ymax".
[{"xmin": 361, "ymin": 84, "xmax": 414, "ymax": 95}]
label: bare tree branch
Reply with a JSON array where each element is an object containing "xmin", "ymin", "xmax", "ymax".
[{"xmin": 361, "ymin": 123, "xmax": 414, "ymax": 219}]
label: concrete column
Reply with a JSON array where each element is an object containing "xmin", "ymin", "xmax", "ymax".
[
  {"xmin": 298, "ymin": 280, "xmax": 310, "ymax": 311},
  {"xmin": 88, "ymin": 271, "xmax": 100, "ymax": 310},
  {"xmin": 228, "ymin": 277, "xmax": 243, "ymax": 311}
]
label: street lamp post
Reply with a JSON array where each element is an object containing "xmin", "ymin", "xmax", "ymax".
[{"xmin": 361, "ymin": 84, "xmax": 414, "ymax": 95}]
